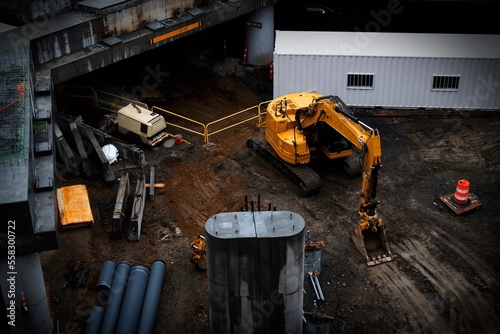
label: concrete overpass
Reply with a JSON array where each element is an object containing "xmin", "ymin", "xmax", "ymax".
[{"xmin": 0, "ymin": 1, "xmax": 280, "ymax": 333}]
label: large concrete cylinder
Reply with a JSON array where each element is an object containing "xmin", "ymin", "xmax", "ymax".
[
  {"xmin": 0, "ymin": 253, "xmax": 52, "ymax": 334},
  {"xmin": 206, "ymin": 211, "xmax": 305, "ymax": 334},
  {"xmin": 245, "ymin": 5, "xmax": 275, "ymax": 66}
]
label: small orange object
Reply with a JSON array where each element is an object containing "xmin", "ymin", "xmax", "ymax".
[
  {"xmin": 145, "ymin": 183, "xmax": 165, "ymax": 188},
  {"xmin": 269, "ymin": 58, "xmax": 273, "ymax": 80},
  {"xmin": 242, "ymin": 42, "xmax": 248, "ymax": 64}
]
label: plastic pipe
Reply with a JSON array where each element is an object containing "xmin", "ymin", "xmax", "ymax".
[
  {"xmin": 100, "ymin": 261, "xmax": 131, "ymax": 334},
  {"xmin": 115, "ymin": 265, "xmax": 150, "ymax": 334},
  {"xmin": 95, "ymin": 260, "xmax": 117, "ymax": 298},
  {"xmin": 83, "ymin": 306, "xmax": 104, "ymax": 334},
  {"xmin": 137, "ymin": 259, "xmax": 167, "ymax": 334}
]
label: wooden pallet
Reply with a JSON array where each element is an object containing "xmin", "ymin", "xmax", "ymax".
[{"xmin": 439, "ymin": 193, "xmax": 482, "ymax": 215}]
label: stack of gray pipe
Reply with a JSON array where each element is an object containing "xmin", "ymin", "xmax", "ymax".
[
  {"xmin": 83, "ymin": 306, "xmax": 104, "ymax": 334},
  {"xmin": 83, "ymin": 259, "xmax": 166, "ymax": 334}
]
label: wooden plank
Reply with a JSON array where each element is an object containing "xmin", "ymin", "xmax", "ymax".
[
  {"xmin": 439, "ymin": 193, "xmax": 482, "ymax": 215},
  {"xmin": 145, "ymin": 183, "xmax": 165, "ymax": 188},
  {"xmin": 57, "ymin": 185, "xmax": 94, "ymax": 229}
]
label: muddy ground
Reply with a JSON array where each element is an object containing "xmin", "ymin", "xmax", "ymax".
[{"xmin": 41, "ymin": 37, "xmax": 500, "ymax": 334}]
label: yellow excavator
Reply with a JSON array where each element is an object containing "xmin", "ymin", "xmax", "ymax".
[
  {"xmin": 247, "ymin": 91, "xmax": 395, "ymax": 266},
  {"xmin": 190, "ymin": 234, "xmax": 207, "ymax": 270}
]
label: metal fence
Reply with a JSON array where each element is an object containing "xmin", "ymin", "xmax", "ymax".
[{"xmin": 59, "ymin": 85, "xmax": 271, "ymax": 144}]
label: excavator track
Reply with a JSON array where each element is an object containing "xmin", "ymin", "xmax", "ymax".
[
  {"xmin": 342, "ymin": 151, "xmax": 363, "ymax": 177},
  {"xmin": 247, "ymin": 137, "xmax": 322, "ymax": 196}
]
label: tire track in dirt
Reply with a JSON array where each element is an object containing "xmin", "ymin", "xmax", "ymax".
[
  {"xmin": 428, "ymin": 224, "xmax": 499, "ymax": 291},
  {"xmin": 407, "ymin": 132, "xmax": 485, "ymax": 169},
  {"xmin": 380, "ymin": 228, "xmax": 500, "ymax": 334},
  {"xmin": 481, "ymin": 141, "xmax": 500, "ymax": 172},
  {"xmin": 381, "ymin": 263, "xmax": 450, "ymax": 333}
]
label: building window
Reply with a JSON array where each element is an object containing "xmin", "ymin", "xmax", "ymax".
[
  {"xmin": 347, "ymin": 74, "xmax": 374, "ymax": 89},
  {"xmin": 432, "ymin": 75, "xmax": 460, "ymax": 91}
]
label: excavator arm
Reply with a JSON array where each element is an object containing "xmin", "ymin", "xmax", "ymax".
[
  {"xmin": 353, "ymin": 131, "xmax": 395, "ymax": 266},
  {"xmin": 297, "ymin": 95, "xmax": 395, "ymax": 266}
]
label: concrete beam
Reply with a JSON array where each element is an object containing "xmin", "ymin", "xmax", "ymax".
[
  {"xmin": 54, "ymin": 122, "xmax": 80, "ymax": 177},
  {"xmin": 149, "ymin": 165, "xmax": 155, "ymax": 202},
  {"xmin": 81, "ymin": 127, "xmax": 117, "ymax": 183},
  {"xmin": 70, "ymin": 122, "xmax": 94, "ymax": 179},
  {"xmin": 128, "ymin": 176, "xmax": 146, "ymax": 241},
  {"xmin": 110, "ymin": 173, "xmax": 130, "ymax": 239},
  {"xmin": 33, "ymin": 0, "xmax": 281, "ymax": 84}
]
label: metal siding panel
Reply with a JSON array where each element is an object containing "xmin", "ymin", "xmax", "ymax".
[
  {"xmin": 457, "ymin": 59, "xmax": 500, "ymax": 109},
  {"xmin": 317, "ymin": 55, "xmax": 340, "ymax": 97},
  {"xmin": 401, "ymin": 58, "xmax": 422, "ymax": 107},
  {"xmin": 275, "ymin": 52, "xmax": 500, "ymax": 109}
]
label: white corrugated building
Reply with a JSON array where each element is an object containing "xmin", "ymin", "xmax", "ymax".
[{"xmin": 273, "ymin": 31, "xmax": 500, "ymax": 110}]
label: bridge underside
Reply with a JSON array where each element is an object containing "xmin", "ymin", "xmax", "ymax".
[{"xmin": 0, "ymin": 0, "xmax": 280, "ymax": 256}]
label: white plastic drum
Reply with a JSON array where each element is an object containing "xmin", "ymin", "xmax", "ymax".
[{"xmin": 102, "ymin": 144, "xmax": 119, "ymax": 164}]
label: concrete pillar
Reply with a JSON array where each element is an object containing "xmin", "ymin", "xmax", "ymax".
[
  {"xmin": 245, "ymin": 5, "xmax": 275, "ymax": 66},
  {"xmin": 1, "ymin": 253, "xmax": 52, "ymax": 334},
  {"xmin": 206, "ymin": 211, "xmax": 304, "ymax": 334}
]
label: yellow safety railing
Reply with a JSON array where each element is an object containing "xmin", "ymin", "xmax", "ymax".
[
  {"xmin": 205, "ymin": 100, "xmax": 270, "ymax": 143},
  {"xmin": 151, "ymin": 106, "xmax": 206, "ymax": 141},
  {"xmin": 58, "ymin": 85, "xmax": 149, "ymax": 112},
  {"xmin": 257, "ymin": 100, "xmax": 271, "ymax": 125},
  {"xmin": 95, "ymin": 90, "xmax": 149, "ymax": 111},
  {"xmin": 58, "ymin": 85, "xmax": 96, "ymax": 102},
  {"xmin": 58, "ymin": 84, "xmax": 273, "ymax": 144}
]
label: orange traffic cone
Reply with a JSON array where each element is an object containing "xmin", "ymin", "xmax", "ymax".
[
  {"xmin": 269, "ymin": 57, "xmax": 273, "ymax": 80},
  {"xmin": 241, "ymin": 42, "xmax": 248, "ymax": 65},
  {"xmin": 453, "ymin": 179, "xmax": 470, "ymax": 205},
  {"xmin": 440, "ymin": 178, "xmax": 481, "ymax": 214}
]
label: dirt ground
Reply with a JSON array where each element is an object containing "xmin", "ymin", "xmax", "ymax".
[{"xmin": 41, "ymin": 37, "xmax": 500, "ymax": 334}]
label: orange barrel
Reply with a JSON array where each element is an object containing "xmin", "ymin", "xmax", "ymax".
[{"xmin": 453, "ymin": 179, "xmax": 470, "ymax": 205}]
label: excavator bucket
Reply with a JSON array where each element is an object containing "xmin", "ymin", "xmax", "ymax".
[{"xmin": 352, "ymin": 223, "xmax": 396, "ymax": 266}]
